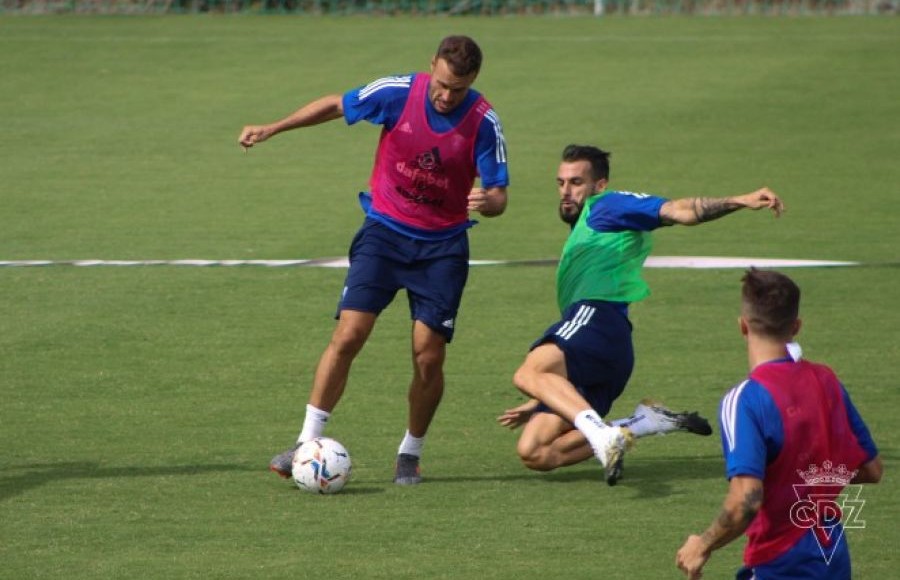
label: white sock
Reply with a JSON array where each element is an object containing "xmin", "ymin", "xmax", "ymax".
[
  {"xmin": 297, "ymin": 404, "xmax": 330, "ymax": 444},
  {"xmin": 397, "ymin": 430, "xmax": 425, "ymax": 458},
  {"xmin": 573, "ymin": 409, "xmax": 611, "ymax": 455}
]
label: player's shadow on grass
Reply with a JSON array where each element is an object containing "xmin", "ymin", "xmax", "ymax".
[
  {"xmin": 328, "ymin": 485, "xmax": 385, "ymax": 496},
  {"xmin": 0, "ymin": 461, "xmax": 258, "ymax": 503},
  {"xmin": 538, "ymin": 454, "xmax": 723, "ymax": 497}
]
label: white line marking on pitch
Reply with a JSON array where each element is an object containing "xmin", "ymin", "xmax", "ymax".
[{"xmin": 0, "ymin": 257, "xmax": 860, "ymax": 269}]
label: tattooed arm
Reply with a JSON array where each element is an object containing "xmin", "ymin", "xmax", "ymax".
[
  {"xmin": 675, "ymin": 475, "xmax": 763, "ymax": 579},
  {"xmin": 659, "ymin": 187, "xmax": 783, "ymax": 226}
]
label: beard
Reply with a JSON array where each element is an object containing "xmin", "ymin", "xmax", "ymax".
[{"xmin": 558, "ymin": 200, "xmax": 583, "ymax": 225}]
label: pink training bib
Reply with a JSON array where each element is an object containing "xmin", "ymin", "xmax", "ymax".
[{"xmin": 368, "ymin": 73, "xmax": 490, "ymax": 230}]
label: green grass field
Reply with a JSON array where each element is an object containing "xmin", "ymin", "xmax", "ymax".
[{"xmin": 1, "ymin": 14, "xmax": 898, "ymax": 579}]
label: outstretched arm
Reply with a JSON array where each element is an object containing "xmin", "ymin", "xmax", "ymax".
[
  {"xmin": 676, "ymin": 475, "xmax": 763, "ymax": 579},
  {"xmin": 659, "ymin": 187, "xmax": 783, "ymax": 226},
  {"xmin": 239, "ymin": 94, "xmax": 345, "ymax": 149}
]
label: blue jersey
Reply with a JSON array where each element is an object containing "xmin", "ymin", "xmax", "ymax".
[
  {"xmin": 343, "ymin": 73, "xmax": 509, "ymax": 189},
  {"xmin": 585, "ymin": 190, "xmax": 667, "ymax": 233},
  {"xmin": 720, "ymin": 357, "xmax": 878, "ymax": 578},
  {"xmin": 720, "ymin": 362, "xmax": 877, "ymax": 481},
  {"xmin": 561, "ymin": 191, "xmax": 667, "ymax": 318}
]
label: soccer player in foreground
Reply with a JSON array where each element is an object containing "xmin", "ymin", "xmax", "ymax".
[
  {"xmin": 676, "ymin": 269, "xmax": 882, "ymax": 579},
  {"xmin": 498, "ymin": 144, "xmax": 783, "ymax": 486},
  {"xmin": 239, "ymin": 35, "xmax": 509, "ymax": 485}
]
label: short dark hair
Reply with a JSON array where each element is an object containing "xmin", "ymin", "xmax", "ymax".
[
  {"xmin": 741, "ymin": 268, "xmax": 801, "ymax": 339},
  {"xmin": 436, "ymin": 35, "xmax": 482, "ymax": 77},
  {"xmin": 561, "ymin": 144, "xmax": 611, "ymax": 181}
]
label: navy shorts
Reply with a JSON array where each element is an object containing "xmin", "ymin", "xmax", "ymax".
[
  {"xmin": 735, "ymin": 527, "xmax": 851, "ymax": 580},
  {"xmin": 531, "ymin": 300, "xmax": 634, "ymax": 416},
  {"xmin": 337, "ymin": 219, "xmax": 469, "ymax": 342}
]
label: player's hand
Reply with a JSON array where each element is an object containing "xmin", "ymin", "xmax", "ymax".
[
  {"xmin": 238, "ymin": 125, "xmax": 272, "ymax": 150},
  {"xmin": 467, "ymin": 187, "xmax": 489, "ymax": 212},
  {"xmin": 737, "ymin": 187, "xmax": 784, "ymax": 217},
  {"xmin": 467, "ymin": 186, "xmax": 507, "ymax": 217},
  {"xmin": 675, "ymin": 534, "xmax": 710, "ymax": 579},
  {"xmin": 497, "ymin": 400, "xmax": 539, "ymax": 429}
]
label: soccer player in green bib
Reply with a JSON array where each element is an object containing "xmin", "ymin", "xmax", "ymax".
[{"xmin": 498, "ymin": 144, "xmax": 784, "ymax": 485}]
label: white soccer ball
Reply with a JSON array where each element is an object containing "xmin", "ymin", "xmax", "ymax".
[{"xmin": 291, "ymin": 437, "xmax": 352, "ymax": 494}]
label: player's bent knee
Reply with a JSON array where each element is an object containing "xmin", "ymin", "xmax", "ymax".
[
  {"xmin": 516, "ymin": 441, "xmax": 555, "ymax": 472},
  {"xmin": 521, "ymin": 455, "xmax": 556, "ymax": 472},
  {"xmin": 512, "ymin": 367, "xmax": 537, "ymax": 396}
]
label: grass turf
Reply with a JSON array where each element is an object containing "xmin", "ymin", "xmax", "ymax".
[{"xmin": 1, "ymin": 14, "xmax": 898, "ymax": 579}]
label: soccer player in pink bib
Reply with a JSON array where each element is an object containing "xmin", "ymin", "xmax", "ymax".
[
  {"xmin": 676, "ymin": 269, "xmax": 882, "ymax": 579},
  {"xmin": 239, "ymin": 36, "xmax": 508, "ymax": 485}
]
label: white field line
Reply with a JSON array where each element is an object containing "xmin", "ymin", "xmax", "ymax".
[
  {"xmin": 0, "ymin": 257, "xmax": 860, "ymax": 269},
  {"xmin": 644, "ymin": 257, "xmax": 859, "ymax": 268}
]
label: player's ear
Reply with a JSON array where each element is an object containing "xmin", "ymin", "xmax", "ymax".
[
  {"xmin": 430, "ymin": 56, "xmax": 437, "ymax": 73},
  {"xmin": 594, "ymin": 178, "xmax": 608, "ymax": 193},
  {"xmin": 738, "ymin": 316, "xmax": 749, "ymax": 338},
  {"xmin": 792, "ymin": 318, "xmax": 802, "ymax": 338}
]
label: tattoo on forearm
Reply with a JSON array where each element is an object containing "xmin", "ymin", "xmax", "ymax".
[
  {"xmin": 741, "ymin": 488, "xmax": 763, "ymax": 523},
  {"xmin": 701, "ymin": 488, "xmax": 762, "ymax": 550},
  {"xmin": 691, "ymin": 198, "xmax": 742, "ymax": 223}
]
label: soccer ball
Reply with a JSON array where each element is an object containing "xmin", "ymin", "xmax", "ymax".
[{"xmin": 291, "ymin": 437, "xmax": 352, "ymax": 494}]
